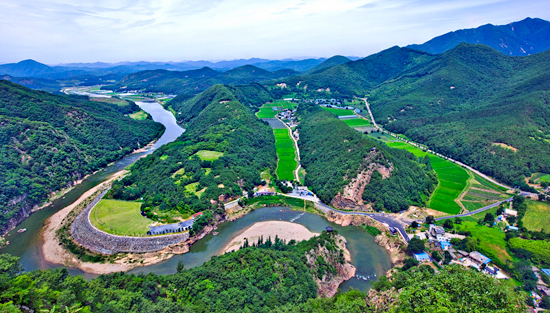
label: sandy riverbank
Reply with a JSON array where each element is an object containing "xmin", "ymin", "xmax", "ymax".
[{"xmin": 222, "ymin": 221, "xmax": 319, "ymax": 253}]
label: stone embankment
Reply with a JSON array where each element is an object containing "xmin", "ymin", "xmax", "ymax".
[{"xmin": 71, "ymin": 190, "xmax": 188, "ymax": 255}]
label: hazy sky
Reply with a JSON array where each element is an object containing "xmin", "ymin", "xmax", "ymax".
[{"xmin": 1, "ymin": 0, "xmax": 549, "ymax": 64}]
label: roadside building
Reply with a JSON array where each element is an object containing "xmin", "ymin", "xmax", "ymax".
[
  {"xmin": 469, "ymin": 251, "xmax": 491, "ymax": 267},
  {"xmin": 429, "ymin": 224, "xmax": 448, "ymax": 241},
  {"xmin": 504, "ymin": 209, "xmax": 518, "ymax": 217},
  {"xmin": 440, "ymin": 241, "xmax": 452, "ymax": 251},
  {"xmin": 413, "ymin": 252, "xmax": 431, "ymax": 263}
]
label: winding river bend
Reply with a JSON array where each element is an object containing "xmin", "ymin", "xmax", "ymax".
[{"xmin": 0, "ymin": 101, "xmax": 391, "ymax": 292}]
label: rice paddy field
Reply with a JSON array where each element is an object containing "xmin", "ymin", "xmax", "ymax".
[
  {"xmin": 90, "ymin": 199, "xmax": 152, "ymax": 236},
  {"xmin": 321, "ymin": 107, "xmax": 356, "ymax": 116},
  {"xmin": 386, "ymin": 141, "xmax": 469, "ymax": 214},
  {"xmin": 256, "ymin": 100, "xmax": 297, "ymax": 119},
  {"xmin": 522, "ymin": 200, "xmax": 550, "ymax": 232},
  {"xmin": 273, "ymin": 128, "xmax": 298, "ymax": 181},
  {"xmin": 342, "ymin": 118, "xmax": 371, "ymax": 127}
]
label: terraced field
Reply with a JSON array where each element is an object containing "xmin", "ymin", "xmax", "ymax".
[
  {"xmin": 273, "ymin": 128, "xmax": 298, "ymax": 181},
  {"xmin": 90, "ymin": 199, "xmax": 152, "ymax": 236}
]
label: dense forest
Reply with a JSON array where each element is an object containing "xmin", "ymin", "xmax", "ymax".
[
  {"xmin": 369, "ymin": 44, "xmax": 550, "ymax": 185},
  {"xmin": 297, "ymin": 103, "xmax": 436, "ymax": 212},
  {"xmin": 283, "ymin": 46, "xmax": 434, "ymax": 97},
  {"xmin": 109, "ymin": 84, "xmax": 276, "ymax": 225},
  {"xmin": 102, "ymin": 65, "xmax": 296, "ymax": 97},
  {"xmin": 0, "ymin": 81, "xmax": 164, "ymax": 234},
  {"xmin": 0, "ymin": 242, "xmax": 524, "ymax": 312},
  {"xmin": 169, "ymin": 83, "xmax": 272, "ymax": 125}
]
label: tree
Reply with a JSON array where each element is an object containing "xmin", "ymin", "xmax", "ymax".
[
  {"xmin": 443, "ymin": 219, "xmax": 453, "ymax": 229},
  {"xmin": 432, "ymin": 251, "xmax": 442, "ymax": 262},
  {"xmin": 496, "ymin": 206, "xmax": 504, "ymax": 216},
  {"xmin": 425, "ymin": 215, "xmax": 435, "ymax": 225},
  {"xmin": 541, "ymin": 296, "xmax": 550, "ymax": 309},
  {"xmin": 402, "ymin": 257, "xmax": 420, "ymax": 271},
  {"xmin": 407, "ymin": 238, "xmax": 425, "ymax": 254},
  {"xmin": 454, "ymin": 217, "xmax": 462, "ymax": 224},
  {"xmin": 411, "ymin": 221, "xmax": 419, "ymax": 228},
  {"xmin": 484, "ymin": 213, "xmax": 494, "ymax": 223},
  {"xmin": 176, "ymin": 261, "xmax": 185, "ymax": 273}
]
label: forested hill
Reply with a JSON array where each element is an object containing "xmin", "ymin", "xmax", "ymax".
[
  {"xmin": 297, "ymin": 103, "xmax": 436, "ymax": 212},
  {"xmin": 303, "ymin": 55, "xmax": 351, "ymax": 75},
  {"xmin": 408, "ymin": 17, "xmax": 550, "ymax": 56},
  {"xmin": 0, "ymin": 80, "xmax": 164, "ymax": 234},
  {"xmin": 369, "ymin": 43, "xmax": 550, "ymax": 185},
  {"xmin": 283, "ymin": 46, "xmax": 434, "ymax": 96},
  {"xmin": 109, "ymin": 84, "xmax": 276, "ymax": 221},
  {"xmin": 169, "ymin": 83, "xmax": 272, "ymax": 124},
  {"xmin": 102, "ymin": 64, "xmax": 297, "ymax": 96}
]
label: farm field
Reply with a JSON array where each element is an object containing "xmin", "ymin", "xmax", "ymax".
[
  {"xmin": 90, "ymin": 199, "xmax": 152, "ymax": 236},
  {"xmin": 256, "ymin": 107, "xmax": 277, "ymax": 118},
  {"xmin": 522, "ymin": 200, "xmax": 550, "ymax": 232},
  {"xmin": 129, "ymin": 110, "xmax": 148, "ymax": 120},
  {"xmin": 367, "ymin": 132, "xmax": 395, "ymax": 142},
  {"xmin": 321, "ymin": 107, "xmax": 356, "ymax": 116},
  {"xmin": 530, "ymin": 172, "xmax": 550, "ymax": 183},
  {"xmin": 194, "ymin": 150, "xmax": 224, "ymax": 161},
  {"xmin": 256, "ymin": 100, "xmax": 296, "ymax": 119},
  {"xmin": 455, "ymin": 221, "xmax": 513, "ymax": 262},
  {"xmin": 386, "ymin": 141, "xmax": 469, "ymax": 214},
  {"xmin": 342, "ymin": 118, "xmax": 371, "ymax": 127},
  {"xmin": 273, "ymin": 128, "xmax": 298, "ymax": 181}
]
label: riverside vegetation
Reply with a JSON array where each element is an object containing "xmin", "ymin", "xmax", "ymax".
[
  {"xmin": 108, "ymin": 85, "xmax": 277, "ymax": 227},
  {"xmin": 0, "ymin": 81, "xmax": 164, "ymax": 234}
]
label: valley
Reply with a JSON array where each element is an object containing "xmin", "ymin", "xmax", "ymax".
[{"xmin": 1, "ymin": 14, "xmax": 550, "ymax": 313}]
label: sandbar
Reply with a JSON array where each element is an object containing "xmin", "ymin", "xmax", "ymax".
[{"xmin": 222, "ymin": 221, "xmax": 318, "ymax": 253}]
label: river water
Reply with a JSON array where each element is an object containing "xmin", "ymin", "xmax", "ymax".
[{"xmin": 0, "ymin": 101, "xmax": 391, "ymax": 292}]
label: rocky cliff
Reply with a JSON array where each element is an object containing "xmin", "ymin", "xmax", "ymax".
[{"xmin": 305, "ymin": 234, "xmax": 356, "ymax": 298}]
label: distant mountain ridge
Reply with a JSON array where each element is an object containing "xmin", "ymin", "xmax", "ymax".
[
  {"xmin": 103, "ymin": 64, "xmax": 298, "ymax": 95},
  {"xmin": 408, "ymin": 17, "xmax": 550, "ymax": 56}
]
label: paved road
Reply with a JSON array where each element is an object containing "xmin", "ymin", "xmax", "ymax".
[
  {"xmin": 435, "ymin": 191, "xmax": 536, "ymax": 221},
  {"xmin": 361, "ymin": 99, "xmax": 511, "ymax": 190}
]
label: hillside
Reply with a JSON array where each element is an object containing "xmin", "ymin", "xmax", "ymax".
[
  {"xmin": 283, "ymin": 46, "xmax": 435, "ymax": 96},
  {"xmin": 303, "ymin": 55, "xmax": 351, "ymax": 75},
  {"xmin": 109, "ymin": 84, "xmax": 276, "ymax": 223},
  {"xmin": 103, "ymin": 65, "xmax": 297, "ymax": 96},
  {"xmin": 297, "ymin": 103, "xmax": 436, "ymax": 212},
  {"xmin": 169, "ymin": 83, "xmax": 272, "ymax": 124},
  {"xmin": 369, "ymin": 43, "xmax": 550, "ymax": 185},
  {"xmin": 0, "ymin": 81, "xmax": 164, "ymax": 234},
  {"xmin": 408, "ymin": 17, "xmax": 550, "ymax": 56}
]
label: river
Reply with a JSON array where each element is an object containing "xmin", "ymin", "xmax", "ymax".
[{"xmin": 0, "ymin": 101, "xmax": 391, "ymax": 292}]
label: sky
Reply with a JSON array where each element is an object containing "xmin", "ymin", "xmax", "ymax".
[{"xmin": 1, "ymin": 0, "xmax": 549, "ymax": 64}]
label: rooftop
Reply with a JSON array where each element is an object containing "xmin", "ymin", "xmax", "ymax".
[{"xmin": 469, "ymin": 251, "xmax": 491, "ymax": 264}]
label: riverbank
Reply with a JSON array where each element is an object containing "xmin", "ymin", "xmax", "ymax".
[{"xmin": 222, "ymin": 221, "xmax": 319, "ymax": 253}]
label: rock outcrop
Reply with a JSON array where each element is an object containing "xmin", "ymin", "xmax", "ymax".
[
  {"xmin": 366, "ymin": 287, "xmax": 401, "ymax": 311},
  {"xmin": 331, "ymin": 151, "xmax": 393, "ymax": 212},
  {"xmin": 305, "ymin": 234, "xmax": 356, "ymax": 298},
  {"xmin": 375, "ymin": 233, "xmax": 407, "ymax": 266}
]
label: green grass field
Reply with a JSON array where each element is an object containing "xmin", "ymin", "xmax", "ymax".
[
  {"xmin": 129, "ymin": 110, "xmax": 148, "ymax": 120},
  {"xmin": 256, "ymin": 107, "xmax": 278, "ymax": 118},
  {"xmin": 367, "ymin": 132, "xmax": 395, "ymax": 142},
  {"xmin": 90, "ymin": 199, "xmax": 152, "ymax": 236},
  {"xmin": 342, "ymin": 118, "xmax": 371, "ymax": 127},
  {"xmin": 273, "ymin": 128, "xmax": 297, "ymax": 181},
  {"xmin": 455, "ymin": 221, "xmax": 513, "ymax": 262},
  {"xmin": 522, "ymin": 200, "xmax": 550, "ymax": 232},
  {"xmin": 184, "ymin": 182, "xmax": 206, "ymax": 198},
  {"xmin": 321, "ymin": 107, "xmax": 356, "ymax": 116},
  {"xmin": 386, "ymin": 141, "xmax": 469, "ymax": 214},
  {"xmin": 195, "ymin": 150, "xmax": 224, "ymax": 161},
  {"xmin": 531, "ymin": 172, "xmax": 550, "ymax": 183}
]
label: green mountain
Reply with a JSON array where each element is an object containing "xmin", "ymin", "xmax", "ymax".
[
  {"xmin": 297, "ymin": 103, "xmax": 436, "ymax": 212},
  {"xmin": 0, "ymin": 80, "xmax": 164, "ymax": 234},
  {"xmin": 169, "ymin": 83, "xmax": 272, "ymax": 124},
  {"xmin": 369, "ymin": 43, "xmax": 550, "ymax": 184},
  {"xmin": 103, "ymin": 65, "xmax": 297, "ymax": 96},
  {"xmin": 109, "ymin": 84, "xmax": 276, "ymax": 223},
  {"xmin": 303, "ymin": 55, "xmax": 351, "ymax": 75},
  {"xmin": 408, "ymin": 17, "xmax": 550, "ymax": 56},
  {"xmin": 284, "ymin": 47, "xmax": 434, "ymax": 96}
]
